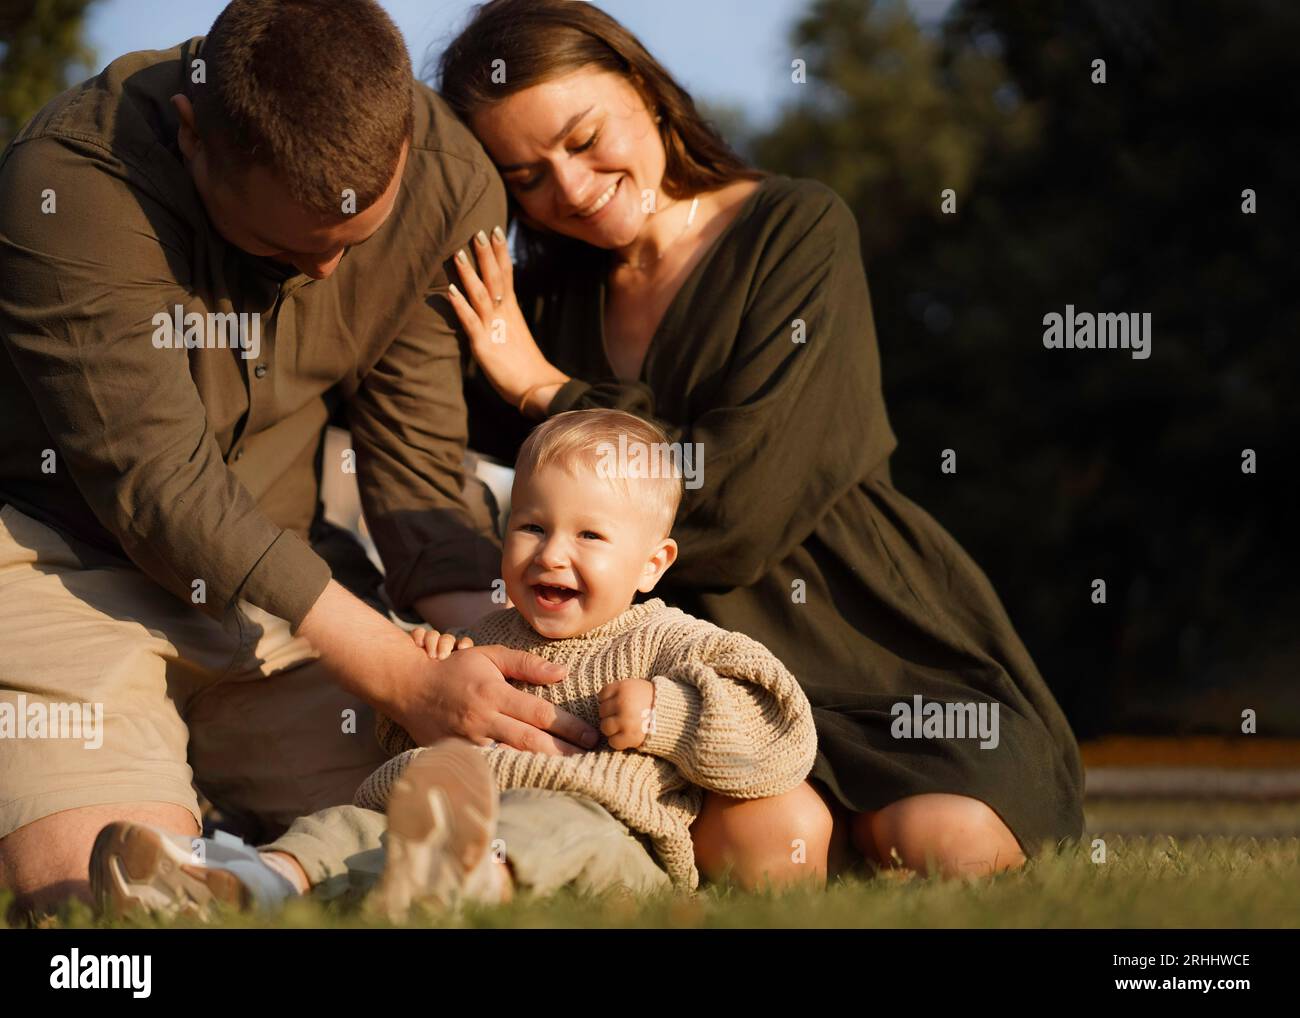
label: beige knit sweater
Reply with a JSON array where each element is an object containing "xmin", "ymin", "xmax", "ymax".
[{"xmin": 356, "ymin": 598, "xmax": 817, "ymax": 888}]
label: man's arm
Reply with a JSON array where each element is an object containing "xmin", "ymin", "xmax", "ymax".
[
  {"xmin": 0, "ymin": 138, "xmax": 594, "ymax": 754},
  {"xmin": 299, "ymin": 578, "xmax": 597, "ymax": 753},
  {"xmin": 346, "ymin": 166, "xmax": 508, "ymax": 629},
  {"xmin": 0, "ymin": 136, "xmax": 329, "ymax": 628}
]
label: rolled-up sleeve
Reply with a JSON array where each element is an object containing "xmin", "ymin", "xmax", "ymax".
[
  {"xmin": 0, "ymin": 137, "xmax": 330, "ymax": 627},
  {"xmin": 347, "ymin": 167, "xmax": 506, "ymax": 611}
]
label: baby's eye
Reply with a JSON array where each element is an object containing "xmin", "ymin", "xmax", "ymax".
[
  {"xmin": 517, "ymin": 523, "xmax": 544, "ymax": 535},
  {"xmin": 579, "ymin": 530, "xmax": 604, "ymax": 541}
]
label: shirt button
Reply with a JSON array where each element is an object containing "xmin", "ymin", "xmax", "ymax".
[{"xmin": 254, "ymin": 364, "xmax": 267, "ymax": 379}]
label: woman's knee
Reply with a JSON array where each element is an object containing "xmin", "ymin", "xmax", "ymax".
[
  {"xmin": 690, "ymin": 781, "xmax": 833, "ymax": 889},
  {"xmin": 861, "ymin": 793, "xmax": 1026, "ymax": 878}
]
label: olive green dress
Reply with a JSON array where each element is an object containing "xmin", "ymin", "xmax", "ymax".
[{"xmin": 465, "ymin": 175, "xmax": 1085, "ymax": 855}]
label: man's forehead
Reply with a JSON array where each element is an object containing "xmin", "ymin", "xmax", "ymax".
[{"xmin": 233, "ymin": 143, "xmax": 407, "ymax": 251}]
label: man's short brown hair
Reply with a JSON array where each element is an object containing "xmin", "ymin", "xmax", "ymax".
[{"xmin": 191, "ymin": 0, "xmax": 414, "ymax": 216}]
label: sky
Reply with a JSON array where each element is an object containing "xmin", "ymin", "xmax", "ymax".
[{"xmin": 84, "ymin": 0, "xmax": 956, "ymax": 127}]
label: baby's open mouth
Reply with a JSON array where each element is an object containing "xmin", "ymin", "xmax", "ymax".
[{"xmin": 533, "ymin": 583, "xmax": 579, "ymax": 608}]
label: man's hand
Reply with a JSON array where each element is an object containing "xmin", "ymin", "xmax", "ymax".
[
  {"xmin": 394, "ymin": 644, "xmax": 594, "ymax": 754},
  {"xmin": 410, "ymin": 626, "xmax": 474, "ymax": 660},
  {"xmin": 597, "ymin": 679, "xmax": 657, "ymax": 751},
  {"xmin": 298, "ymin": 580, "xmax": 596, "ymax": 756}
]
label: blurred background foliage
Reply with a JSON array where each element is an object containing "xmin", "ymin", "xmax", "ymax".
[
  {"xmin": 746, "ymin": 0, "xmax": 1298, "ymax": 737},
  {"xmin": 0, "ymin": 0, "xmax": 97, "ymax": 149},
  {"xmin": 3, "ymin": 0, "xmax": 1294, "ymax": 736}
]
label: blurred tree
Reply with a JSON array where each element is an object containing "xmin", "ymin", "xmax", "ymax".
[
  {"xmin": 1, "ymin": 0, "xmax": 98, "ymax": 150},
  {"xmin": 752, "ymin": 0, "xmax": 1299, "ymax": 735},
  {"xmin": 697, "ymin": 100, "xmax": 755, "ymax": 163}
]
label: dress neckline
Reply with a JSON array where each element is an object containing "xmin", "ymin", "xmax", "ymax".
[{"xmin": 595, "ymin": 175, "xmax": 775, "ymax": 384}]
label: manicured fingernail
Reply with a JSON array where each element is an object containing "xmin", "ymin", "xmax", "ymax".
[
  {"xmin": 492, "ymin": 225, "xmax": 506, "ymax": 243},
  {"xmin": 475, "ymin": 230, "xmax": 489, "ymax": 246},
  {"xmin": 448, "ymin": 283, "xmax": 461, "ymax": 298},
  {"xmin": 455, "ymin": 248, "xmax": 469, "ymax": 264}
]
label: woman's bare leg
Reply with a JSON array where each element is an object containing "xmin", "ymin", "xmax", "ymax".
[
  {"xmin": 851, "ymin": 793, "xmax": 1026, "ymax": 878},
  {"xmin": 690, "ymin": 780, "xmax": 835, "ymax": 889}
]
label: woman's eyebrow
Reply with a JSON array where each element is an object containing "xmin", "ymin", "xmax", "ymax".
[{"xmin": 498, "ymin": 107, "xmax": 594, "ymax": 172}]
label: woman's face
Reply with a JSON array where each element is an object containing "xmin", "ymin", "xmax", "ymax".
[{"xmin": 470, "ymin": 68, "xmax": 667, "ymax": 250}]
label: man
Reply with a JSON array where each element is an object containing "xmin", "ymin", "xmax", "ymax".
[{"xmin": 0, "ymin": 0, "xmax": 597, "ymax": 913}]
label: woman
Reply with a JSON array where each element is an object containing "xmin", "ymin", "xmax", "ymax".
[{"xmin": 440, "ymin": 0, "xmax": 1085, "ymax": 883}]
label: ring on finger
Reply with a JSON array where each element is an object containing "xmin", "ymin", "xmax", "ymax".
[{"xmin": 493, "ymin": 294, "xmax": 503, "ymax": 305}]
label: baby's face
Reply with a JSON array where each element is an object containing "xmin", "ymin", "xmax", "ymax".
[{"xmin": 502, "ymin": 461, "xmax": 676, "ymax": 639}]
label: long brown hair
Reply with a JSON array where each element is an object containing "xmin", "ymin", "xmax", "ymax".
[{"xmin": 437, "ymin": 0, "xmax": 764, "ymax": 281}]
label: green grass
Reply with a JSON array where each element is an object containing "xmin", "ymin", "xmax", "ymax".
[{"xmin": 10, "ymin": 835, "xmax": 1300, "ymax": 929}]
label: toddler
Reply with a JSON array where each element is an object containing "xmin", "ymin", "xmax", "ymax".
[{"xmin": 361, "ymin": 408, "xmax": 817, "ymax": 915}]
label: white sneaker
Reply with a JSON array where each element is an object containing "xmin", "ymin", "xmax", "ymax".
[{"xmin": 90, "ymin": 822, "xmax": 296, "ymax": 919}]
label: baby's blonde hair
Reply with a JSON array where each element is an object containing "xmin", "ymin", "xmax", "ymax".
[{"xmin": 516, "ymin": 409, "xmax": 684, "ymax": 536}]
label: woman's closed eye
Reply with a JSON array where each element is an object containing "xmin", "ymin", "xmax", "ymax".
[
  {"xmin": 509, "ymin": 131, "xmax": 602, "ymax": 192},
  {"xmin": 572, "ymin": 130, "xmax": 600, "ymax": 154}
]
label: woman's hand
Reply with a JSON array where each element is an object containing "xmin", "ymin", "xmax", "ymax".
[{"xmin": 447, "ymin": 227, "xmax": 570, "ymax": 417}]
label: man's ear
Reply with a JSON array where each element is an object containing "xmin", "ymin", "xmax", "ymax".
[
  {"xmin": 169, "ymin": 93, "xmax": 200, "ymax": 162},
  {"xmin": 637, "ymin": 538, "xmax": 678, "ymax": 593}
]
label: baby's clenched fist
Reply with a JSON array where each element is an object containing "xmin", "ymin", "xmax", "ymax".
[{"xmin": 597, "ymin": 678, "xmax": 656, "ymax": 750}]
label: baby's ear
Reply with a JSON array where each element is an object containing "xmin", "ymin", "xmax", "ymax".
[{"xmin": 637, "ymin": 538, "xmax": 678, "ymax": 593}]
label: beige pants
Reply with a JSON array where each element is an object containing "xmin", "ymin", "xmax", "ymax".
[
  {"xmin": 268, "ymin": 789, "xmax": 672, "ymax": 903},
  {"xmin": 0, "ymin": 504, "xmax": 389, "ymax": 842}
]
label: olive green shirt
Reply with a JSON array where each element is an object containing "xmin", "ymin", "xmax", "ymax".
[{"xmin": 0, "ymin": 38, "xmax": 502, "ymax": 628}]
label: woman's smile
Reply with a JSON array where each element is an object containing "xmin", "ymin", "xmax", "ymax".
[{"xmin": 575, "ymin": 176, "xmax": 623, "ymax": 220}]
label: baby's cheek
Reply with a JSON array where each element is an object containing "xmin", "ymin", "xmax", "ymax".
[
  {"xmin": 499, "ymin": 544, "xmax": 531, "ymax": 598},
  {"xmin": 578, "ymin": 549, "xmax": 635, "ymax": 602}
]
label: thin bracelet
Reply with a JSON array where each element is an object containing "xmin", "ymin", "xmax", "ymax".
[
  {"xmin": 517, "ymin": 379, "xmax": 568, "ymax": 417},
  {"xmin": 517, "ymin": 383, "xmax": 549, "ymax": 416}
]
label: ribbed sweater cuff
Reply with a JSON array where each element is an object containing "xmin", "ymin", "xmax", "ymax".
[{"xmin": 642, "ymin": 675, "xmax": 701, "ymax": 759}]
